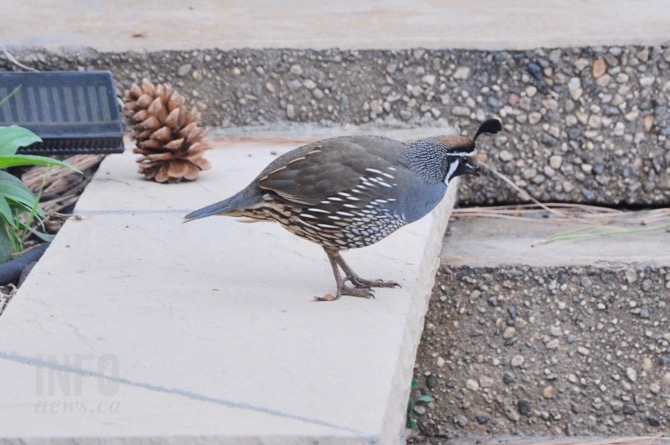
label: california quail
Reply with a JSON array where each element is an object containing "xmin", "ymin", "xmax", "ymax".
[{"xmin": 185, "ymin": 119, "xmax": 501, "ymax": 300}]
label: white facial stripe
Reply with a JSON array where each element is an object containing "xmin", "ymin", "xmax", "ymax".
[{"xmin": 445, "ymin": 160, "xmax": 460, "ymax": 183}]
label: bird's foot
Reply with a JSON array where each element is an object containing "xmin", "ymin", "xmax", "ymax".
[
  {"xmin": 338, "ymin": 276, "xmax": 400, "ymax": 299},
  {"xmin": 321, "ymin": 248, "xmax": 401, "ymax": 301},
  {"xmin": 313, "ymin": 285, "xmax": 374, "ymax": 302},
  {"xmin": 347, "ymin": 275, "xmax": 401, "ymax": 290}
]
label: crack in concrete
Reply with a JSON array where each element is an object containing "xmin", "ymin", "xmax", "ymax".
[{"xmin": 0, "ymin": 351, "xmax": 377, "ymax": 443}]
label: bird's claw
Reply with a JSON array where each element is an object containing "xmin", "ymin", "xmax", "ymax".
[
  {"xmin": 314, "ymin": 277, "xmax": 400, "ymax": 301},
  {"xmin": 313, "ymin": 286, "xmax": 374, "ymax": 301},
  {"xmin": 341, "ymin": 285, "xmax": 375, "ymax": 299},
  {"xmin": 347, "ymin": 275, "xmax": 400, "ymax": 290}
]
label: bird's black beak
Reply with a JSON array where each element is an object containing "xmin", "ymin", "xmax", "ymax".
[
  {"xmin": 451, "ymin": 155, "xmax": 480, "ymax": 178},
  {"xmin": 462, "ymin": 156, "xmax": 481, "ymax": 177}
]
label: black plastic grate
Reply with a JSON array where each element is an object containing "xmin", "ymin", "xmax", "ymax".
[{"xmin": 0, "ymin": 71, "xmax": 124, "ymax": 155}]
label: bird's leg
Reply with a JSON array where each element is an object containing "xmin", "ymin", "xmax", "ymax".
[
  {"xmin": 315, "ymin": 248, "xmax": 400, "ymax": 301},
  {"xmin": 336, "ymin": 252, "xmax": 401, "ymax": 290}
]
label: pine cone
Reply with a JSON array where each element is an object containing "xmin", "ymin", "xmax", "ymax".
[{"xmin": 123, "ymin": 79, "xmax": 212, "ymax": 183}]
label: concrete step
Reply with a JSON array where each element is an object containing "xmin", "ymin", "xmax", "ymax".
[
  {"xmin": 412, "ymin": 212, "xmax": 670, "ymax": 440},
  {"xmin": 4, "ymin": 0, "xmax": 669, "ymax": 51},
  {"xmin": 0, "ymin": 133, "xmax": 458, "ymax": 444},
  {"xmin": 5, "ymin": 46, "xmax": 670, "ymax": 208}
]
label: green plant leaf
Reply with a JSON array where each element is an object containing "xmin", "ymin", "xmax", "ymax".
[
  {"xmin": 0, "ymin": 126, "xmax": 41, "ymax": 156},
  {"xmin": 22, "ymin": 225, "xmax": 55, "ymax": 243},
  {"xmin": 0, "ymin": 171, "xmax": 45, "ymax": 218},
  {"xmin": 0, "ymin": 124, "xmax": 69, "ymax": 257},
  {"xmin": 0, "ymin": 153, "xmax": 81, "ymax": 172},
  {"xmin": 0, "ymin": 223, "xmax": 13, "ymax": 263},
  {"xmin": 0, "ymin": 196, "xmax": 17, "ymax": 229}
]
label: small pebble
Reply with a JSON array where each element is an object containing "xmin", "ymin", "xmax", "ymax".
[
  {"xmin": 549, "ymin": 155, "xmax": 563, "ymax": 170},
  {"xmin": 611, "ymin": 400, "xmax": 624, "ymax": 412},
  {"xmin": 286, "ymin": 104, "xmax": 295, "ymax": 119},
  {"xmin": 527, "ymin": 63, "xmax": 543, "ymax": 80},
  {"xmin": 453, "ymin": 66, "xmax": 471, "ymax": 80},
  {"xmin": 177, "ymin": 63, "xmax": 192, "ymax": 77},
  {"xmin": 647, "ymin": 416, "xmax": 661, "ymax": 427},
  {"xmin": 289, "ymin": 64, "xmax": 303, "ymax": 75},
  {"xmin": 543, "ymin": 385, "xmax": 556, "ymax": 398},
  {"xmin": 577, "ymin": 346, "xmax": 590, "ymax": 356},
  {"xmin": 545, "ymin": 338, "xmax": 560, "ymax": 349},
  {"xmin": 479, "ymin": 375, "xmax": 495, "ymax": 388},
  {"xmin": 475, "ymin": 413, "xmax": 491, "ymax": 424},
  {"xmin": 518, "ymin": 399, "xmax": 532, "ymax": 417},
  {"xmin": 499, "ymin": 150, "xmax": 514, "ymax": 162},
  {"xmin": 454, "ymin": 415, "xmax": 469, "ymax": 427},
  {"xmin": 426, "ymin": 373, "xmax": 438, "ymax": 389},
  {"xmin": 643, "ymin": 357, "xmax": 653, "ymax": 371},
  {"xmin": 503, "ymin": 326, "xmax": 516, "ymax": 339},
  {"xmin": 511, "ymin": 355, "xmax": 525, "ymax": 367},
  {"xmin": 503, "ymin": 371, "xmax": 517, "ymax": 385},
  {"xmin": 592, "ymin": 58, "xmax": 608, "ymax": 78},
  {"xmin": 505, "ymin": 336, "xmax": 520, "ymax": 347},
  {"xmin": 466, "ymin": 379, "xmax": 480, "ymax": 391}
]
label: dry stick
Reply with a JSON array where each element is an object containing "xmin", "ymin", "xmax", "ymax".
[
  {"xmin": 466, "ymin": 163, "xmax": 670, "ymax": 227},
  {"xmin": 457, "ymin": 163, "xmax": 670, "ymax": 245},
  {"xmin": 477, "ymin": 161, "xmax": 567, "ymax": 217},
  {"xmin": 531, "ymin": 223, "xmax": 670, "ymax": 247},
  {"xmin": 40, "ymin": 196, "xmax": 79, "ymax": 215},
  {"xmin": 22, "ymin": 154, "xmax": 105, "ymax": 215},
  {"xmin": 456, "ymin": 206, "xmax": 670, "ymax": 227},
  {"xmin": 22, "ymin": 154, "xmax": 104, "ymax": 190}
]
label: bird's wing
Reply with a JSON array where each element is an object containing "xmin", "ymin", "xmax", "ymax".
[{"xmin": 257, "ymin": 136, "xmax": 406, "ymax": 205}]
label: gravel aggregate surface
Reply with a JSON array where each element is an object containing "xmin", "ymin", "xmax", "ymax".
[
  {"xmin": 411, "ymin": 265, "xmax": 670, "ymax": 442},
  {"xmin": 3, "ymin": 45, "xmax": 669, "ymax": 206}
]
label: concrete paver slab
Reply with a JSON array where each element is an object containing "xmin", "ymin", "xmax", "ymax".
[
  {"xmin": 443, "ymin": 213, "xmax": 670, "ymax": 268},
  {"xmin": 3, "ymin": 0, "xmax": 670, "ymax": 52},
  {"xmin": 0, "ymin": 137, "xmax": 459, "ymax": 443}
]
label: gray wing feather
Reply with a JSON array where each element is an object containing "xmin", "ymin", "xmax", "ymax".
[{"xmin": 257, "ymin": 136, "xmax": 407, "ymax": 205}]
